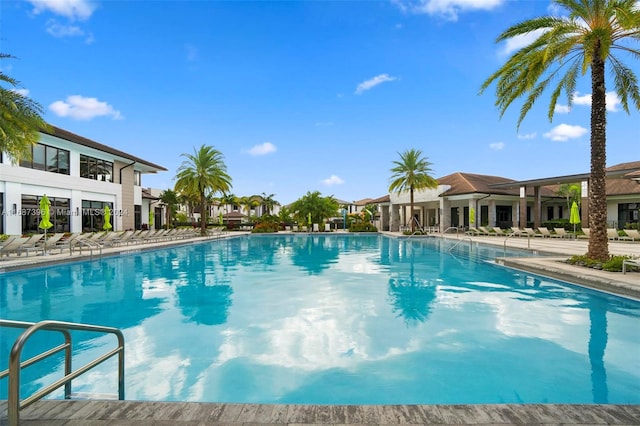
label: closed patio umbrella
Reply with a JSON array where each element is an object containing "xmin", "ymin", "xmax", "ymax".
[
  {"xmin": 469, "ymin": 207, "xmax": 476, "ymax": 226},
  {"xmin": 103, "ymin": 205, "xmax": 113, "ymax": 231},
  {"xmin": 39, "ymin": 195, "xmax": 53, "ymax": 254},
  {"xmin": 570, "ymin": 201, "xmax": 581, "ymax": 237}
]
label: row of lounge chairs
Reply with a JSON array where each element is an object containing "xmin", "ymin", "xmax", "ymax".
[
  {"xmin": 0, "ymin": 228, "xmax": 214, "ymax": 259},
  {"xmin": 465, "ymin": 226, "xmax": 640, "ymax": 241}
]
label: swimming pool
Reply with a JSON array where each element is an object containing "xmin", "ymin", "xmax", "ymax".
[{"xmin": 1, "ymin": 234, "xmax": 639, "ymax": 404}]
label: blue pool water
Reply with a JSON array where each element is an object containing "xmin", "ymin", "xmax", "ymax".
[{"xmin": 1, "ymin": 234, "xmax": 639, "ymax": 404}]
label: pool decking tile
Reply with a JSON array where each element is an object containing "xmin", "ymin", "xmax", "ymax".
[{"xmin": 2, "ymin": 400, "xmax": 640, "ymax": 425}]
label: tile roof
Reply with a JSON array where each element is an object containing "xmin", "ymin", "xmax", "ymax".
[{"xmin": 437, "ymin": 172, "xmax": 558, "ymax": 197}]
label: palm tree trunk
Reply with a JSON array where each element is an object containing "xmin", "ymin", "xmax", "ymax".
[
  {"xmin": 410, "ymin": 186, "xmax": 415, "ymax": 233},
  {"xmin": 588, "ymin": 46, "xmax": 609, "ymax": 261},
  {"xmin": 200, "ymin": 193, "xmax": 207, "ymax": 236}
]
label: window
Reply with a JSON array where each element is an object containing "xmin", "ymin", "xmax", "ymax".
[
  {"xmin": 82, "ymin": 200, "xmax": 113, "ymax": 232},
  {"xmin": 547, "ymin": 206, "xmax": 554, "ymax": 220},
  {"xmin": 21, "ymin": 195, "xmax": 71, "ymax": 234},
  {"xmin": 80, "ymin": 155, "xmax": 113, "ymax": 182},
  {"xmin": 134, "ymin": 171, "xmax": 141, "ymax": 186},
  {"xmin": 20, "ymin": 143, "xmax": 70, "ymax": 175}
]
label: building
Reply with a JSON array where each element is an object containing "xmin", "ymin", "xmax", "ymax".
[
  {"xmin": 1, "ymin": 125, "xmax": 167, "ymax": 235},
  {"xmin": 378, "ymin": 161, "xmax": 640, "ymax": 232}
]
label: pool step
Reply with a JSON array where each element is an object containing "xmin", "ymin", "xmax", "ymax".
[{"xmin": 69, "ymin": 392, "xmax": 119, "ymax": 400}]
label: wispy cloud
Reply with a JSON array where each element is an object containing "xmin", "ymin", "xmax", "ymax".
[
  {"xmin": 489, "ymin": 142, "xmax": 504, "ymax": 151},
  {"xmin": 13, "ymin": 88, "xmax": 30, "ymax": 96},
  {"xmin": 554, "ymin": 91, "xmax": 621, "ymax": 113},
  {"xmin": 27, "ymin": 0, "xmax": 97, "ymax": 20},
  {"xmin": 543, "ymin": 124, "xmax": 587, "ymax": 142},
  {"xmin": 247, "ymin": 142, "xmax": 276, "ymax": 156},
  {"xmin": 322, "ymin": 175, "xmax": 344, "ymax": 186},
  {"xmin": 517, "ymin": 132, "xmax": 536, "ymax": 140},
  {"xmin": 500, "ymin": 29, "xmax": 546, "ymax": 56},
  {"xmin": 45, "ymin": 19, "xmax": 93, "ymax": 42},
  {"xmin": 392, "ymin": 0, "xmax": 504, "ymax": 21},
  {"xmin": 185, "ymin": 44, "xmax": 198, "ymax": 62},
  {"xmin": 355, "ymin": 74, "xmax": 397, "ymax": 95},
  {"xmin": 49, "ymin": 95, "xmax": 123, "ymax": 120}
]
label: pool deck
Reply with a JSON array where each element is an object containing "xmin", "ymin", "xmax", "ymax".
[
  {"xmin": 2, "ymin": 400, "xmax": 640, "ymax": 425},
  {"xmin": 1, "ymin": 230, "xmax": 639, "ymax": 425}
]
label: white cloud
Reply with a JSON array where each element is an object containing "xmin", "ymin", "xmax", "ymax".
[
  {"xmin": 500, "ymin": 29, "xmax": 546, "ymax": 56},
  {"xmin": 322, "ymin": 175, "xmax": 344, "ymax": 186},
  {"xmin": 247, "ymin": 142, "xmax": 276, "ymax": 156},
  {"xmin": 393, "ymin": 0, "xmax": 504, "ymax": 21},
  {"xmin": 49, "ymin": 95, "xmax": 123, "ymax": 120},
  {"xmin": 46, "ymin": 20, "xmax": 83, "ymax": 37},
  {"xmin": 27, "ymin": 0, "xmax": 97, "ymax": 20},
  {"xmin": 517, "ymin": 132, "xmax": 536, "ymax": 140},
  {"xmin": 555, "ymin": 91, "xmax": 621, "ymax": 113},
  {"xmin": 355, "ymin": 74, "xmax": 397, "ymax": 95},
  {"xmin": 543, "ymin": 124, "xmax": 587, "ymax": 142},
  {"xmin": 554, "ymin": 104, "xmax": 571, "ymax": 114},
  {"xmin": 489, "ymin": 142, "xmax": 504, "ymax": 150},
  {"xmin": 13, "ymin": 88, "xmax": 30, "ymax": 96}
]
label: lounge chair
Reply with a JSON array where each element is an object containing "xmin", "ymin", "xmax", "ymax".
[
  {"xmin": 578, "ymin": 228, "xmax": 590, "ymax": 239},
  {"xmin": 16, "ymin": 234, "xmax": 45, "ymax": 256},
  {"xmin": 465, "ymin": 227, "xmax": 482, "ymax": 236},
  {"xmin": 622, "ymin": 258, "xmax": 640, "ymax": 274},
  {"xmin": 313, "ymin": 223, "xmax": 319, "ymax": 232},
  {"xmin": 0, "ymin": 237, "xmax": 29, "ymax": 257},
  {"xmin": 552, "ymin": 228, "xmax": 569, "ymax": 238},
  {"xmin": 324, "ymin": 223, "xmax": 331, "ymax": 232},
  {"xmin": 478, "ymin": 226, "xmax": 492, "ymax": 235},
  {"xmin": 509, "ymin": 227, "xmax": 527, "ymax": 237},
  {"xmin": 623, "ymin": 229, "xmax": 640, "ymax": 241},
  {"xmin": 523, "ymin": 227, "xmax": 539, "ymax": 237},
  {"xmin": 536, "ymin": 227, "xmax": 552, "ymax": 237},
  {"xmin": 38, "ymin": 232, "xmax": 66, "ymax": 253},
  {"xmin": 607, "ymin": 228, "xmax": 631, "ymax": 241},
  {"xmin": 490, "ymin": 227, "xmax": 505, "ymax": 236}
]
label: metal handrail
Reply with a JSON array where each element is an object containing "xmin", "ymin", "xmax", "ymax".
[
  {"xmin": 0, "ymin": 319, "xmax": 125, "ymax": 426},
  {"xmin": 442, "ymin": 226, "xmax": 459, "ymax": 237},
  {"xmin": 448, "ymin": 237, "xmax": 473, "ymax": 253},
  {"xmin": 503, "ymin": 232, "xmax": 531, "ymax": 256}
]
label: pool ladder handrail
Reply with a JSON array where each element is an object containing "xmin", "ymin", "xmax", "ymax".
[
  {"xmin": 0, "ymin": 319, "xmax": 125, "ymax": 426},
  {"xmin": 442, "ymin": 226, "xmax": 459, "ymax": 236},
  {"xmin": 448, "ymin": 237, "xmax": 474, "ymax": 253},
  {"xmin": 503, "ymin": 232, "xmax": 531, "ymax": 256}
]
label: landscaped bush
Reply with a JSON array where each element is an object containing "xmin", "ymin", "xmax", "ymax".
[
  {"xmin": 348, "ymin": 223, "xmax": 378, "ymax": 232},
  {"xmin": 542, "ymin": 219, "xmax": 573, "ymax": 231},
  {"xmin": 566, "ymin": 254, "xmax": 633, "ymax": 272},
  {"xmin": 251, "ymin": 222, "xmax": 278, "ymax": 233}
]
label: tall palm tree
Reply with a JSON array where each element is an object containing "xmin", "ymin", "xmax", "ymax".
[
  {"xmin": 480, "ymin": 0, "xmax": 640, "ymax": 261},
  {"xmin": 0, "ymin": 53, "xmax": 50, "ymax": 162},
  {"xmin": 174, "ymin": 145, "xmax": 232, "ymax": 236},
  {"xmin": 220, "ymin": 193, "xmax": 238, "ymax": 217},
  {"xmin": 261, "ymin": 192, "xmax": 278, "ymax": 215},
  {"xmin": 389, "ymin": 149, "xmax": 438, "ymax": 232}
]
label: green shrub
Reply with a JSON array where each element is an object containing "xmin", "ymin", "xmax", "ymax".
[
  {"xmin": 566, "ymin": 254, "xmax": 632, "ymax": 272},
  {"xmin": 348, "ymin": 223, "xmax": 378, "ymax": 232},
  {"xmin": 251, "ymin": 222, "xmax": 278, "ymax": 233}
]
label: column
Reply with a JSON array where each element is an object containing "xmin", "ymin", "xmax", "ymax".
[
  {"xmin": 390, "ymin": 203, "xmax": 400, "ymax": 232},
  {"xmin": 581, "ymin": 180, "xmax": 589, "ymax": 228},
  {"xmin": 489, "ymin": 199, "xmax": 496, "ymax": 227},
  {"xmin": 440, "ymin": 197, "xmax": 450, "ymax": 232},
  {"xmin": 519, "ymin": 185, "xmax": 527, "ymax": 228},
  {"xmin": 534, "ymin": 186, "xmax": 541, "ymax": 228}
]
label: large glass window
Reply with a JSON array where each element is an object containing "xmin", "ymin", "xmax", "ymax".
[
  {"xmin": 80, "ymin": 154, "xmax": 113, "ymax": 182},
  {"xmin": 21, "ymin": 195, "xmax": 71, "ymax": 234},
  {"xmin": 618, "ymin": 203, "xmax": 639, "ymax": 229},
  {"xmin": 20, "ymin": 143, "xmax": 69, "ymax": 175},
  {"xmin": 82, "ymin": 200, "xmax": 113, "ymax": 232}
]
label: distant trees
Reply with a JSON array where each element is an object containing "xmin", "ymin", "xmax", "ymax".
[
  {"xmin": 289, "ymin": 191, "xmax": 339, "ymax": 226},
  {"xmin": 159, "ymin": 189, "xmax": 180, "ymax": 228}
]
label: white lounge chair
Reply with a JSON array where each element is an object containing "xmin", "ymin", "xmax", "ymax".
[
  {"xmin": 0, "ymin": 237, "xmax": 29, "ymax": 257},
  {"xmin": 622, "ymin": 258, "xmax": 640, "ymax": 274},
  {"xmin": 552, "ymin": 228, "xmax": 569, "ymax": 238},
  {"xmin": 578, "ymin": 228, "xmax": 590, "ymax": 239},
  {"xmin": 623, "ymin": 229, "xmax": 640, "ymax": 241},
  {"xmin": 537, "ymin": 227, "xmax": 552, "ymax": 237}
]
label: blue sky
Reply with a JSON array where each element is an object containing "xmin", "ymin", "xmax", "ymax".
[{"xmin": 2, "ymin": 0, "xmax": 639, "ymax": 205}]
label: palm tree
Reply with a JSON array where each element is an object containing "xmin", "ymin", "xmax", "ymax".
[
  {"xmin": 174, "ymin": 145, "xmax": 232, "ymax": 236},
  {"xmin": 159, "ymin": 189, "xmax": 179, "ymax": 229},
  {"xmin": 480, "ymin": 0, "xmax": 640, "ymax": 261},
  {"xmin": 220, "ymin": 193, "xmax": 238, "ymax": 217},
  {"xmin": 0, "ymin": 53, "xmax": 50, "ymax": 162},
  {"xmin": 389, "ymin": 149, "xmax": 438, "ymax": 232},
  {"xmin": 261, "ymin": 192, "xmax": 278, "ymax": 215}
]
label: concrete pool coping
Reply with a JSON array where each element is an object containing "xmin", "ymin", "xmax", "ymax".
[{"xmin": 1, "ymin": 231, "xmax": 639, "ymax": 424}]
